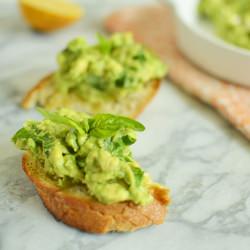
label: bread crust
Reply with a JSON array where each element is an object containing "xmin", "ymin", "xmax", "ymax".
[
  {"xmin": 131, "ymin": 79, "xmax": 160, "ymax": 118},
  {"xmin": 22, "ymin": 153, "xmax": 170, "ymax": 233},
  {"xmin": 22, "ymin": 74, "xmax": 52, "ymax": 109},
  {"xmin": 21, "ymin": 74, "xmax": 161, "ymax": 118}
]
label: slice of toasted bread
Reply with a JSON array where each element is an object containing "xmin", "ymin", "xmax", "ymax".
[
  {"xmin": 21, "ymin": 74, "xmax": 161, "ymax": 118},
  {"xmin": 22, "ymin": 153, "xmax": 170, "ymax": 233}
]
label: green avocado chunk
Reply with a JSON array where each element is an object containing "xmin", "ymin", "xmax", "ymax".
[
  {"xmin": 198, "ymin": 0, "xmax": 250, "ymax": 50},
  {"xmin": 53, "ymin": 32, "xmax": 167, "ymax": 102},
  {"xmin": 12, "ymin": 108, "xmax": 160, "ymax": 205}
]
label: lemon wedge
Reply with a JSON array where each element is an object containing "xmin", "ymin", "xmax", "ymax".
[{"xmin": 19, "ymin": 0, "xmax": 83, "ymax": 32}]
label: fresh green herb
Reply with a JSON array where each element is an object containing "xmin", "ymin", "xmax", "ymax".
[
  {"xmin": 131, "ymin": 167, "xmax": 144, "ymax": 187},
  {"xmin": 115, "ymin": 74, "xmax": 126, "ymax": 88},
  {"xmin": 85, "ymin": 74, "xmax": 106, "ymax": 91},
  {"xmin": 97, "ymin": 33, "xmax": 112, "ymax": 54},
  {"xmin": 12, "ymin": 127, "xmax": 54, "ymax": 155},
  {"xmin": 102, "ymin": 135, "xmax": 133, "ymax": 162},
  {"xmin": 133, "ymin": 52, "xmax": 146, "ymax": 62},
  {"xmin": 37, "ymin": 108, "xmax": 85, "ymax": 135},
  {"xmin": 89, "ymin": 114, "xmax": 145, "ymax": 138},
  {"xmin": 12, "ymin": 127, "xmax": 32, "ymax": 144},
  {"xmin": 122, "ymin": 135, "xmax": 136, "ymax": 145},
  {"xmin": 42, "ymin": 133, "xmax": 55, "ymax": 155}
]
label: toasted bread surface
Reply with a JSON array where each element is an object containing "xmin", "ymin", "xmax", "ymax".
[
  {"xmin": 21, "ymin": 74, "xmax": 161, "ymax": 118},
  {"xmin": 22, "ymin": 153, "xmax": 170, "ymax": 233}
]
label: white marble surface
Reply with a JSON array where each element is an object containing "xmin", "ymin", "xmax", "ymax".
[{"xmin": 1, "ymin": 0, "xmax": 250, "ymax": 249}]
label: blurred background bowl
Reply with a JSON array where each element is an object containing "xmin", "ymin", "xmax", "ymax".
[{"xmin": 162, "ymin": 0, "xmax": 250, "ymax": 87}]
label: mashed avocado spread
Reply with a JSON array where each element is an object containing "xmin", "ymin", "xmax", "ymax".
[
  {"xmin": 53, "ymin": 33, "xmax": 167, "ymax": 102},
  {"xmin": 12, "ymin": 108, "xmax": 159, "ymax": 205},
  {"xmin": 198, "ymin": 0, "xmax": 250, "ymax": 50}
]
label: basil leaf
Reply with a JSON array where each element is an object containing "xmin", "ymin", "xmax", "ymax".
[
  {"xmin": 133, "ymin": 52, "xmax": 146, "ymax": 62},
  {"xmin": 97, "ymin": 33, "xmax": 112, "ymax": 54},
  {"xmin": 12, "ymin": 127, "xmax": 54, "ymax": 155},
  {"xmin": 115, "ymin": 74, "xmax": 126, "ymax": 88},
  {"xmin": 85, "ymin": 74, "xmax": 106, "ymax": 91},
  {"xmin": 12, "ymin": 127, "xmax": 32, "ymax": 144},
  {"xmin": 122, "ymin": 135, "xmax": 136, "ymax": 145},
  {"xmin": 89, "ymin": 114, "xmax": 145, "ymax": 138},
  {"xmin": 42, "ymin": 134, "xmax": 55, "ymax": 155},
  {"xmin": 131, "ymin": 167, "xmax": 144, "ymax": 187},
  {"xmin": 37, "ymin": 108, "xmax": 85, "ymax": 135}
]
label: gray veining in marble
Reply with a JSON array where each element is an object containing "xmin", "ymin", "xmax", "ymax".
[{"xmin": 1, "ymin": 0, "xmax": 250, "ymax": 249}]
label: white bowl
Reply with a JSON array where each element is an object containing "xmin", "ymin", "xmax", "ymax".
[{"xmin": 162, "ymin": 0, "xmax": 250, "ymax": 87}]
